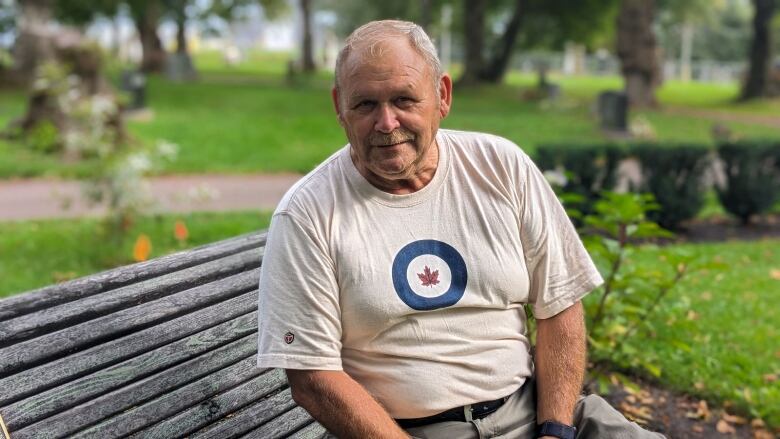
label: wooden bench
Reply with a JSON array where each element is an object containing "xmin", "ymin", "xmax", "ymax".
[{"xmin": 0, "ymin": 232, "xmax": 327, "ymax": 439}]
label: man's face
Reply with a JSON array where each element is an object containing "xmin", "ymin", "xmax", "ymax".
[{"xmin": 332, "ymin": 38, "xmax": 452, "ymax": 182}]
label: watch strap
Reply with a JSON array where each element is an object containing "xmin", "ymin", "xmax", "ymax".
[{"xmin": 536, "ymin": 420, "xmax": 577, "ymax": 439}]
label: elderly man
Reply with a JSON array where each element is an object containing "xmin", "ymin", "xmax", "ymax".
[{"xmin": 257, "ymin": 20, "xmax": 664, "ymax": 439}]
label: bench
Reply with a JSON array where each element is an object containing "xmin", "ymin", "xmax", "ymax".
[{"xmin": 0, "ymin": 232, "xmax": 327, "ymax": 439}]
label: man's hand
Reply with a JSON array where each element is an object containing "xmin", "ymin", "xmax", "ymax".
[
  {"xmin": 286, "ymin": 369, "xmax": 410, "ymax": 439},
  {"xmin": 534, "ymin": 300, "xmax": 587, "ymax": 427}
]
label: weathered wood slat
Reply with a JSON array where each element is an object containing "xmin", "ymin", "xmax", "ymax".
[
  {"xmin": 288, "ymin": 421, "xmax": 328, "ymax": 439},
  {"xmin": 13, "ymin": 348, "xmax": 258, "ymax": 439},
  {"xmin": 0, "ymin": 232, "xmax": 265, "ymax": 321},
  {"xmin": 67, "ymin": 356, "xmax": 263, "ymax": 439},
  {"xmin": 0, "ymin": 313, "xmax": 257, "ymax": 430},
  {"xmin": 239, "ymin": 406, "xmax": 314, "ymax": 439},
  {"xmin": 190, "ymin": 389, "xmax": 298, "ymax": 439},
  {"xmin": 0, "ymin": 249, "xmax": 261, "ymax": 347},
  {"xmin": 130, "ymin": 369, "xmax": 287, "ymax": 439},
  {"xmin": 0, "ymin": 269, "xmax": 259, "ymax": 376},
  {"xmin": 0, "ymin": 291, "xmax": 256, "ymax": 407}
]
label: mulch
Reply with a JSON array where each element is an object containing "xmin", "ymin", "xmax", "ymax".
[
  {"xmin": 593, "ymin": 375, "xmax": 777, "ymax": 439},
  {"xmin": 675, "ymin": 214, "xmax": 780, "ymax": 243}
]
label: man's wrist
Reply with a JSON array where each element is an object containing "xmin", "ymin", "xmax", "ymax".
[{"xmin": 535, "ymin": 420, "xmax": 577, "ymax": 439}]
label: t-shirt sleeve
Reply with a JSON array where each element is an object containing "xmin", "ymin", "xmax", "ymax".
[
  {"xmin": 516, "ymin": 152, "xmax": 604, "ymax": 319},
  {"xmin": 257, "ymin": 211, "xmax": 343, "ymax": 370}
]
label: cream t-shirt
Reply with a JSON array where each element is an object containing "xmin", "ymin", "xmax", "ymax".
[{"xmin": 257, "ymin": 129, "xmax": 603, "ymax": 418}]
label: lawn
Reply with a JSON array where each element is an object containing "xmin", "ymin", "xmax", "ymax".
[
  {"xmin": 0, "ymin": 211, "xmax": 271, "ymax": 297},
  {"xmin": 586, "ymin": 239, "xmax": 780, "ymax": 427},
  {"xmin": 0, "ymin": 50, "xmax": 778, "ymax": 178}
]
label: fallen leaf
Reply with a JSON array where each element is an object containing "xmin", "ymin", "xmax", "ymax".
[
  {"xmin": 694, "ymin": 382, "xmax": 706, "ymax": 390},
  {"xmin": 692, "ymin": 425, "xmax": 704, "ymax": 433},
  {"xmin": 619, "ymin": 402, "xmax": 653, "ymax": 424},
  {"xmin": 753, "ymin": 429, "xmax": 773, "ymax": 439},
  {"xmin": 770, "ymin": 269, "xmax": 780, "ymax": 280},
  {"xmin": 700, "ymin": 291, "xmax": 713, "ymax": 300},
  {"xmin": 686, "ymin": 400, "xmax": 711, "ymax": 420},
  {"xmin": 722, "ymin": 412, "xmax": 748, "ymax": 425},
  {"xmin": 716, "ymin": 419, "xmax": 736, "ymax": 434},
  {"xmin": 762, "ymin": 373, "xmax": 778, "ymax": 383},
  {"xmin": 751, "ymin": 419, "xmax": 766, "ymax": 429},
  {"xmin": 687, "ymin": 310, "xmax": 700, "ymax": 321}
]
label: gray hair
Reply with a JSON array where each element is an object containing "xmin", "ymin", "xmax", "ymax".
[{"xmin": 334, "ymin": 20, "xmax": 443, "ymax": 97}]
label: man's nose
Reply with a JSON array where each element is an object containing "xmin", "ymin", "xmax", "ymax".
[{"xmin": 374, "ymin": 104, "xmax": 400, "ymax": 133}]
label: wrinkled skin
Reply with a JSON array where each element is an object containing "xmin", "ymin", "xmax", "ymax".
[{"xmin": 332, "ymin": 37, "xmax": 453, "ymax": 194}]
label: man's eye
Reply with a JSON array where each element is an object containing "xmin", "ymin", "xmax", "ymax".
[
  {"xmin": 396, "ymin": 97, "xmax": 414, "ymax": 107},
  {"xmin": 353, "ymin": 101, "xmax": 375, "ymax": 110}
]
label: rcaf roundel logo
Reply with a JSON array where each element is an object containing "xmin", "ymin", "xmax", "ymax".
[
  {"xmin": 284, "ymin": 331, "xmax": 295, "ymax": 344},
  {"xmin": 391, "ymin": 239, "xmax": 468, "ymax": 311}
]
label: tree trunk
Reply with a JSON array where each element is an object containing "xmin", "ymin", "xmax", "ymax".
[
  {"xmin": 420, "ymin": 0, "xmax": 432, "ymax": 32},
  {"xmin": 176, "ymin": 12, "xmax": 187, "ymax": 54},
  {"xmin": 740, "ymin": 0, "xmax": 776, "ymax": 100},
  {"xmin": 11, "ymin": 0, "xmax": 55, "ymax": 85},
  {"xmin": 133, "ymin": 0, "xmax": 166, "ymax": 73},
  {"xmin": 616, "ymin": 0, "xmax": 660, "ymax": 108},
  {"xmin": 300, "ymin": 0, "xmax": 316, "ymax": 73},
  {"xmin": 480, "ymin": 0, "xmax": 525, "ymax": 83},
  {"xmin": 457, "ymin": 0, "xmax": 486, "ymax": 86}
]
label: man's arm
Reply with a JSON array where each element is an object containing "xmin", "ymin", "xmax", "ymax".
[
  {"xmin": 534, "ymin": 300, "xmax": 587, "ymax": 427},
  {"xmin": 286, "ymin": 369, "xmax": 409, "ymax": 439}
]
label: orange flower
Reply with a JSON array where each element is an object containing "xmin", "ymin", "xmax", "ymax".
[
  {"xmin": 133, "ymin": 234, "xmax": 152, "ymax": 262},
  {"xmin": 174, "ymin": 220, "xmax": 189, "ymax": 242}
]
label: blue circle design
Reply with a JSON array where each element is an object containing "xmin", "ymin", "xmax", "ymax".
[{"xmin": 392, "ymin": 240, "xmax": 468, "ymax": 311}]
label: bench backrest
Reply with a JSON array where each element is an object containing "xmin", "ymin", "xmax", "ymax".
[{"xmin": 0, "ymin": 232, "xmax": 326, "ymax": 439}]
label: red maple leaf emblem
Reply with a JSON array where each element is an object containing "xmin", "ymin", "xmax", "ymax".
[{"xmin": 417, "ymin": 265, "xmax": 440, "ymax": 287}]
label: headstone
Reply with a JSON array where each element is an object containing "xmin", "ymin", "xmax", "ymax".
[
  {"xmin": 121, "ymin": 70, "xmax": 146, "ymax": 110},
  {"xmin": 597, "ymin": 91, "xmax": 628, "ymax": 132}
]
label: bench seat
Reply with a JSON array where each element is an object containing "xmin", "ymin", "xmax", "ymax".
[{"xmin": 0, "ymin": 232, "xmax": 326, "ymax": 439}]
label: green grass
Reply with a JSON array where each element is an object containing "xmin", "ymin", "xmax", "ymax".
[
  {"xmin": 621, "ymin": 239, "xmax": 780, "ymax": 426},
  {"xmin": 0, "ymin": 211, "xmax": 271, "ymax": 297},
  {"xmin": 1, "ymin": 51, "xmax": 778, "ymax": 178}
]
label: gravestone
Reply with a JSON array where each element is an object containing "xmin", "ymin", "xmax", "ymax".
[
  {"xmin": 597, "ymin": 91, "xmax": 628, "ymax": 132},
  {"xmin": 120, "ymin": 70, "xmax": 146, "ymax": 110}
]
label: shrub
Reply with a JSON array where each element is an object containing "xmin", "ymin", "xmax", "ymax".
[
  {"xmin": 580, "ymin": 192, "xmax": 697, "ymax": 379},
  {"xmin": 632, "ymin": 143, "xmax": 710, "ymax": 230},
  {"xmin": 535, "ymin": 144, "xmax": 624, "ymax": 218},
  {"xmin": 716, "ymin": 140, "xmax": 780, "ymax": 224}
]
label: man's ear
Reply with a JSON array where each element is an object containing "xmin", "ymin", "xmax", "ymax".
[
  {"xmin": 331, "ymin": 87, "xmax": 344, "ymax": 125},
  {"xmin": 438, "ymin": 73, "xmax": 453, "ymax": 118}
]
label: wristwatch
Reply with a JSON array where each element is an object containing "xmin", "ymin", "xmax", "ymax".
[{"xmin": 536, "ymin": 420, "xmax": 577, "ymax": 439}]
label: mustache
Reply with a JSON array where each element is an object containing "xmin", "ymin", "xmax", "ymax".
[{"xmin": 367, "ymin": 129, "xmax": 416, "ymax": 147}]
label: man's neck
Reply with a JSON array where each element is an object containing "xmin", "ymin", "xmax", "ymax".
[{"xmin": 353, "ymin": 141, "xmax": 440, "ymax": 195}]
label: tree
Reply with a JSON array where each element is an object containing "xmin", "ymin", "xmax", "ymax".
[
  {"xmin": 10, "ymin": 0, "xmax": 56, "ymax": 84},
  {"xmin": 299, "ymin": 0, "xmax": 315, "ymax": 72},
  {"xmin": 616, "ymin": 0, "xmax": 661, "ymax": 108},
  {"xmin": 740, "ymin": 0, "xmax": 777, "ymax": 100},
  {"xmin": 127, "ymin": 0, "xmax": 167, "ymax": 73},
  {"xmin": 459, "ymin": 0, "xmax": 619, "ymax": 85},
  {"xmin": 162, "ymin": 0, "xmax": 197, "ymax": 80}
]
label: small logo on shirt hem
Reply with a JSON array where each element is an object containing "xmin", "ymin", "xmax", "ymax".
[{"xmin": 284, "ymin": 331, "xmax": 295, "ymax": 344}]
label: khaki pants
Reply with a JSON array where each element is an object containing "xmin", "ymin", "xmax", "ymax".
[{"xmin": 405, "ymin": 379, "xmax": 665, "ymax": 439}]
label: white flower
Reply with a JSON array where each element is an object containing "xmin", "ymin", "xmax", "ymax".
[
  {"xmin": 544, "ymin": 168, "xmax": 568, "ymax": 187},
  {"xmin": 126, "ymin": 153, "xmax": 152, "ymax": 173}
]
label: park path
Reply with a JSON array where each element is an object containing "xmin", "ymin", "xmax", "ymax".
[{"xmin": 0, "ymin": 174, "xmax": 303, "ymax": 221}]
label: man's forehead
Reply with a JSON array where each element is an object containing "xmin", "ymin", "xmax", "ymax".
[{"xmin": 340, "ymin": 37, "xmax": 429, "ymax": 82}]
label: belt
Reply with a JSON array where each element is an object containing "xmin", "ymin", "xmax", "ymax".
[{"xmin": 395, "ymin": 396, "xmax": 508, "ymax": 429}]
